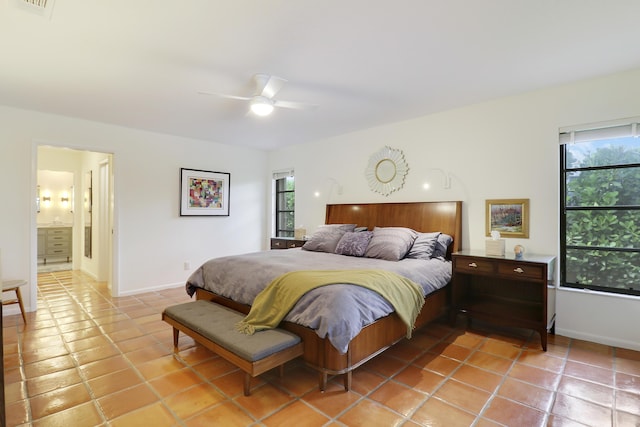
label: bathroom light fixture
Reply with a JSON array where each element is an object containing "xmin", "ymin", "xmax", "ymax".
[
  {"xmin": 42, "ymin": 196, "xmax": 51, "ymax": 202},
  {"xmin": 61, "ymin": 196, "xmax": 69, "ymax": 203},
  {"xmin": 250, "ymin": 96, "xmax": 274, "ymax": 116}
]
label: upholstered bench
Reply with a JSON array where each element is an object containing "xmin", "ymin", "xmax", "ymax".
[{"xmin": 162, "ymin": 300, "xmax": 303, "ymax": 396}]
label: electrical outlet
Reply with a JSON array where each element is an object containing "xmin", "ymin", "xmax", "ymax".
[{"xmin": 183, "ymin": 261, "xmax": 191, "ymax": 270}]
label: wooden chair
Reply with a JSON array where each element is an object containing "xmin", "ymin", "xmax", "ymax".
[{"xmin": 2, "ymin": 279, "xmax": 27, "ymax": 323}]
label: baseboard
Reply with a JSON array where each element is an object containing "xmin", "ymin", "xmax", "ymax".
[
  {"xmin": 555, "ymin": 327, "xmax": 640, "ymax": 352},
  {"xmin": 117, "ymin": 282, "xmax": 184, "ymax": 297}
]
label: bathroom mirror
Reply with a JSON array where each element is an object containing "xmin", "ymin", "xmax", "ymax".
[
  {"xmin": 365, "ymin": 146, "xmax": 409, "ymax": 196},
  {"xmin": 84, "ymin": 170, "xmax": 92, "ymax": 258}
]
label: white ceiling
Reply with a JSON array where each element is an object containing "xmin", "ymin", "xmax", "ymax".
[{"xmin": 2, "ymin": 1, "xmax": 640, "ymax": 151}]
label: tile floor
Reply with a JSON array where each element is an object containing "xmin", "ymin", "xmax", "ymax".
[{"xmin": 3, "ymin": 270, "xmax": 640, "ymax": 426}]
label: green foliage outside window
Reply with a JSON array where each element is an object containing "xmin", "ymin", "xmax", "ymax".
[{"xmin": 563, "ymin": 138, "xmax": 640, "ymax": 294}]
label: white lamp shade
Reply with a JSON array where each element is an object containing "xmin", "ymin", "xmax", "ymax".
[{"xmin": 250, "ymin": 96, "xmax": 274, "ymax": 116}]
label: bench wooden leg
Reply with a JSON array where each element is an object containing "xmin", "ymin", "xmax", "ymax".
[
  {"xmin": 244, "ymin": 373, "xmax": 252, "ymax": 396},
  {"xmin": 172, "ymin": 327, "xmax": 179, "ymax": 351}
]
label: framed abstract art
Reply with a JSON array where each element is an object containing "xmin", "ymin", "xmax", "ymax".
[{"xmin": 180, "ymin": 168, "xmax": 230, "ymax": 216}]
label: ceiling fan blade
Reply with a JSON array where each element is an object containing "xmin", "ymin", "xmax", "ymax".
[
  {"xmin": 255, "ymin": 74, "xmax": 287, "ymax": 99},
  {"xmin": 198, "ymin": 91, "xmax": 251, "ymax": 101},
  {"xmin": 274, "ymin": 99, "xmax": 318, "ymax": 110}
]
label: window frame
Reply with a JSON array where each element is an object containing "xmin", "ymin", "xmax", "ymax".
[
  {"xmin": 560, "ymin": 123, "xmax": 640, "ymax": 297},
  {"xmin": 274, "ymin": 174, "xmax": 295, "ymax": 238}
]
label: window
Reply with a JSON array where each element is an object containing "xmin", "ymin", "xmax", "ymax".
[
  {"xmin": 273, "ymin": 170, "xmax": 295, "ymax": 238},
  {"xmin": 560, "ymin": 120, "xmax": 640, "ymax": 296}
]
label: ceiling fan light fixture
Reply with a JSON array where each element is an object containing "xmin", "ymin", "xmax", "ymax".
[{"xmin": 250, "ymin": 96, "xmax": 274, "ymax": 116}]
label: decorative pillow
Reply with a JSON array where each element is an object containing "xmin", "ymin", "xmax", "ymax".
[
  {"xmin": 432, "ymin": 233, "xmax": 453, "ymax": 258},
  {"xmin": 335, "ymin": 231, "xmax": 373, "ymax": 257},
  {"xmin": 365, "ymin": 227, "xmax": 418, "ymax": 261},
  {"xmin": 301, "ymin": 224, "xmax": 356, "ymax": 253},
  {"xmin": 406, "ymin": 232, "xmax": 441, "ymax": 260}
]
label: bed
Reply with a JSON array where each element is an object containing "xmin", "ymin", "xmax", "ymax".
[{"xmin": 187, "ymin": 201, "xmax": 462, "ymax": 390}]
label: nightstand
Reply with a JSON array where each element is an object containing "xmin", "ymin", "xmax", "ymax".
[
  {"xmin": 270, "ymin": 237, "xmax": 306, "ymax": 250},
  {"xmin": 451, "ymin": 250, "xmax": 556, "ymax": 351}
]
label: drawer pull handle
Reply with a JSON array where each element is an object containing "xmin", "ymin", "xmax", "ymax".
[
  {"xmin": 514, "ymin": 267, "xmax": 524, "ymax": 274},
  {"xmin": 468, "ymin": 262, "xmax": 478, "ymax": 268}
]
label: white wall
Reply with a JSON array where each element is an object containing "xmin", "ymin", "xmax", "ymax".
[
  {"xmin": 269, "ymin": 68, "xmax": 640, "ymax": 351},
  {"xmin": 0, "ymin": 106, "xmax": 268, "ymax": 312}
]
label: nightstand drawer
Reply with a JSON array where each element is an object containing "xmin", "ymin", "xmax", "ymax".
[
  {"xmin": 497, "ymin": 262, "xmax": 545, "ymax": 280},
  {"xmin": 270, "ymin": 238, "xmax": 306, "ymax": 249},
  {"xmin": 454, "ymin": 256, "xmax": 495, "ymax": 274}
]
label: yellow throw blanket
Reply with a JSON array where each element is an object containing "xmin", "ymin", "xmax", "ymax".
[{"xmin": 236, "ymin": 269, "xmax": 425, "ymax": 339}]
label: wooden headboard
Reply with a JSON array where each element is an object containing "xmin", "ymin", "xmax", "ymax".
[{"xmin": 325, "ymin": 201, "xmax": 462, "ymax": 254}]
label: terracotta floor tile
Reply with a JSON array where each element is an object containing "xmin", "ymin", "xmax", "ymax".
[
  {"xmin": 22, "ymin": 345, "xmax": 69, "ymax": 365},
  {"xmin": 563, "ymin": 360, "xmax": 614, "ymax": 387},
  {"xmin": 413, "ymin": 353, "xmax": 461, "ymax": 376},
  {"xmin": 114, "ymin": 334, "xmax": 160, "ymax": 353},
  {"xmin": 192, "ymin": 356, "xmax": 238, "ymax": 380},
  {"xmin": 479, "ymin": 339, "xmax": 523, "ymax": 360},
  {"xmin": 370, "ymin": 380, "xmax": 426, "ymax": 416},
  {"xmin": 394, "ymin": 365, "xmax": 446, "ymax": 394},
  {"xmin": 148, "ymin": 368, "xmax": 204, "ymax": 398},
  {"xmin": 616, "ymin": 356, "xmax": 640, "ymax": 376},
  {"xmin": 5, "ymin": 380, "xmax": 27, "ymax": 404},
  {"xmin": 185, "ymin": 401, "xmax": 256, "ymax": 427},
  {"xmin": 412, "ymin": 397, "xmax": 476, "ymax": 427},
  {"xmin": 72, "ymin": 343, "xmax": 120, "ymax": 365},
  {"xmin": 362, "ymin": 353, "xmax": 408, "ymax": 377},
  {"xmin": 124, "ymin": 343, "xmax": 173, "ymax": 365},
  {"xmin": 302, "ymin": 382, "xmax": 361, "ymax": 418},
  {"xmin": 338, "ymin": 398, "xmax": 404, "ymax": 427},
  {"xmin": 177, "ymin": 344, "xmax": 217, "ymax": 365},
  {"xmin": 26, "ymin": 367, "xmax": 83, "ymax": 396},
  {"xmin": 263, "ymin": 400, "xmax": 330, "ymax": 427},
  {"xmin": 78, "ymin": 355, "xmax": 131, "ymax": 380},
  {"xmin": 31, "ymin": 401, "xmax": 103, "ymax": 427},
  {"xmin": 433, "ymin": 379, "xmax": 491, "ymax": 414},
  {"xmin": 616, "ymin": 372, "xmax": 640, "ymax": 395},
  {"xmin": 23, "ymin": 354, "xmax": 76, "ymax": 379},
  {"xmin": 163, "ymin": 382, "xmax": 226, "ymax": 419},
  {"xmin": 347, "ymin": 368, "xmax": 386, "ymax": 396},
  {"xmin": 451, "ymin": 364, "xmax": 502, "ymax": 393},
  {"xmin": 88, "ymin": 367, "xmax": 145, "ymax": 398},
  {"xmin": 110, "ymin": 402, "xmax": 177, "ymax": 427},
  {"xmin": 616, "ymin": 389, "xmax": 640, "ymax": 416},
  {"xmin": 5, "ymin": 399, "xmax": 30, "ymax": 426},
  {"xmin": 97, "ymin": 383, "xmax": 159, "ymax": 420},
  {"xmin": 137, "ymin": 354, "xmax": 186, "ymax": 380},
  {"xmin": 30, "ymin": 382, "xmax": 92, "ymax": 420},
  {"xmin": 212, "ymin": 369, "xmax": 252, "ymax": 397},
  {"xmin": 445, "ymin": 330, "xmax": 486, "ymax": 349},
  {"xmin": 483, "ymin": 396, "xmax": 546, "ymax": 427},
  {"xmin": 497, "ymin": 377, "xmax": 555, "ymax": 412},
  {"xmin": 557, "ymin": 375, "xmax": 614, "ymax": 407},
  {"xmin": 234, "ymin": 383, "xmax": 294, "ymax": 420},
  {"xmin": 509, "ymin": 362, "xmax": 561, "ymax": 390},
  {"xmin": 467, "ymin": 351, "xmax": 513, "ymax": 375},
  {"xmin": 428, "ymin": 341, "xmax": 473, "ymax": 361},
  {"xmin": 568, "ymin": 346, "xmax": 614, "ymax": 370},
  {"xmin": 66, "ymin": 335, "xmax": 112, "ymax": 353},
  {"xmin": 517, "ymin": 348, "xmax": 566, "ymax": 373},
  {"xmin": 616, "ymin": 410, "xmax": 640, "ymax": 427},
  {"xmin": 551, "ymin": 393, "xmax": 612, "ymax": 426}
]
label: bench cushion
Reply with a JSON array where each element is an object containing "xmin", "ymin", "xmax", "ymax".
[{"xmin": 163, "ymin": 300, "xmax": 301, "ymax": 362}]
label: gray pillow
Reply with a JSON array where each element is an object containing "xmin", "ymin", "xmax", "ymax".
[
  {"xmin": 406, "ymin": 232, "xmax": 441, "ymax": 260},
  {"xmin": 302, "ymin": 224, "xmax": 356, "ymax": 253},
  {"xmin": 335, "ymin": 231, "xmax": 373, "ymax": 257},
  {"xmin": 365, "ymin": 227, "xmax": 418, "ymax": 261},
  {"xmin": 433, "ymin": 233, "xmax": 453, "ymax": 258}
]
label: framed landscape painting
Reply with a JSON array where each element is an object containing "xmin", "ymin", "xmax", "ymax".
[
  {"xmin": 180, "ymin": 168, "xmax": 230, "ymax": 216},
  {"xmin": 485, "ymin": 198, "xmax": 529, "ymax": 238}
]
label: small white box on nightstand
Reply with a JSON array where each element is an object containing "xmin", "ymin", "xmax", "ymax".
[{"xmin": 485, "ymin": 239, "xmax": 505, "ymax": 256}]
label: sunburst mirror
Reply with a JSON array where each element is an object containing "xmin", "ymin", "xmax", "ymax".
[{"xmin": 365, "ymin": 146, "xmax": 409, "ymax": 196}]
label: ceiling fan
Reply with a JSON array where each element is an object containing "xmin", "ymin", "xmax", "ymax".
[{"xmin": 199, "ymin": 74, "xmax": 317, "ymax": 116}]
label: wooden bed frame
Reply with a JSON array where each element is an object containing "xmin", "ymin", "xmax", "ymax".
[{"xmin": 195, "ymin": 200, "xmax": 462, "ymax": 390}]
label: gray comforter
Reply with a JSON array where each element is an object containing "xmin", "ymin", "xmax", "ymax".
[{"xmin": 186, "ymin": 249, "xmax": 451, "ymax": 354}]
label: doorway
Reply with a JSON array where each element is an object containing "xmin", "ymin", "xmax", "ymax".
[{"xmin": 36, "ymin": 146, "xmax": 114, "ymax": 295}]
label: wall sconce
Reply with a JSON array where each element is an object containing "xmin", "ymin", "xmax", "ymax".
[
  {"xmin": 42, "ymin": 195, "xmax": 51, "ymax": 203},
  {"xmin": 61, "ymin": 196, "xmax": 69, "ymax": 203}
]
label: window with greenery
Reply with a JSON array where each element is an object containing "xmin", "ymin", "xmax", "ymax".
[
  {"xmin": 274, "ymin": 173, "xmax": 295, "ymax": 238},
  {"xmin": 560, "ymin": 122, "xmax": 640, "ymax": 296}
]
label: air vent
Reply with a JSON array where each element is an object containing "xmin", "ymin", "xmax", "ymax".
[{"xmin": 9, "ymin": 0, "xmax": 56, "ymax": 18}]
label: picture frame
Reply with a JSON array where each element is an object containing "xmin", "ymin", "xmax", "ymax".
[
  {"xmin": 485, "ymin": 198, "xmax": 529, "ymax": 238},
  {"xmin": 180, "ymin": 168, "xmax": 230, "ymax": 216}
]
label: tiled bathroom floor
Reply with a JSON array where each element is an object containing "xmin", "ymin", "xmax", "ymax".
[{"xmin": 3, "ymin": 270, "xmax": 640, "ymax": 426}]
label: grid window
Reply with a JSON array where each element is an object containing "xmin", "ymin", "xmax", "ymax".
[
  {"xmin": 274, "ymin": 175, "xmax": 295, "ymax": 238},
  {"xmin": 560, "ymin": 122, "xmax": 640, "ymax": 296}
]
